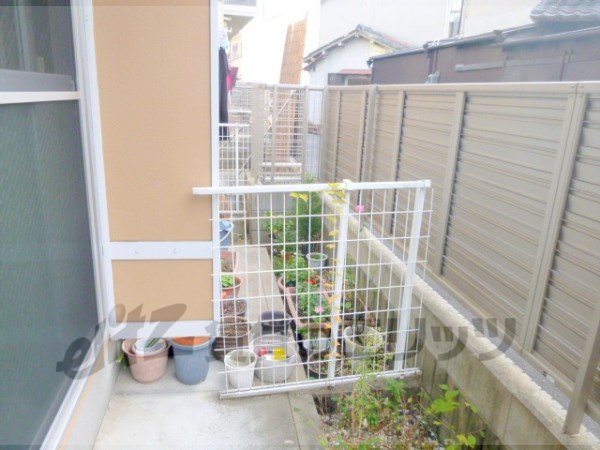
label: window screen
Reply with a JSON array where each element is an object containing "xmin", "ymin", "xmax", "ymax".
[{"xmin": 0, "ymin": 101, "xmax": 98, "ymax": 446}]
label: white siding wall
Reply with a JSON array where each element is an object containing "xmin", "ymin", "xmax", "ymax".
[
  {"xmin": 308, "ymin": 38, "xmax": 373, "ymax": 86},
  {"xmin": 461, "ymin": 0, "xmax": 537, "ymax": 36},
  {"xmin": 318, "ymin": 0, "xmax": 448, "ymax": 48}
]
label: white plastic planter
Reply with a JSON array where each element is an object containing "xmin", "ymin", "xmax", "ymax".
[
  {"xmin": 342, "ymin": 326, "xmax": 384, "ymax": 358},
  {"xmin": 306, "ymin": 252, "xmax": 328, "ymax": 269},
  {"xmin": 304, "ymin": 336, "xmax": 330, "ymax": 354},
  {"xmin": 224, "ymin": 349, "xmax": 258, "ymax": 389}
]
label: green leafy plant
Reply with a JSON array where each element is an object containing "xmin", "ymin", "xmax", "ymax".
[
  {"xmin": 221, "ymin": 274, "xmax": 236, "ymax": 288},
  {"xmin": 273, "ymin": 253, "xmax": 313, "ymax": 286},
  {"xmin": 297, "ymin": 280, "xmax": 331, "ymax": 322},
  {"xmin": 326, "ymin": 377, "xmax": 484, "ymax": 449}
]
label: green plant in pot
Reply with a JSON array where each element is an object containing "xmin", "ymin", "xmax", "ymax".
[
  {"xmin": 273, "ymin": 253, "xmax": 313, "ymax": 288},
  {"xmin": 221, "ymin": 274, "xmax": 243, "ymax": 298},
  {"xmin": 297, "ymin": 280, "xmax": 331, "ymax": 323},
  {"xmin": 290, "ymin": 188, "xmax": 323, "ymax": 254}
]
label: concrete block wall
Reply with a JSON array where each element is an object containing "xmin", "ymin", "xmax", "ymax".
[{"xmin": 414, "ymin": 283, "xmax": 599, "ymax": 448}]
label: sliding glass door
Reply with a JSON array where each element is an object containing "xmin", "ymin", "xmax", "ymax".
[{"xmin": 0, "ymin": 1, "xmax": 99, "ymax": 446}]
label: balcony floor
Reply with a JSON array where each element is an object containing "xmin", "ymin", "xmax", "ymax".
[
  {"xmin": 94, "ymin": 246, "xmax": 322, "ymax": 448},
  {"xmin": 94, "ymin": 359, "xmax": 322, "ymax": 449}
]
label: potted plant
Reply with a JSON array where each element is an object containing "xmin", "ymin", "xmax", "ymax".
[
  {"xmin": 307, "ymin": 351, "xmax": 342, "ymax": 379},
  {"xmin": 121, "ymin": 338, "xmax": 170, "ymax": 383},
  {"xmin": 220, "ymin": 295, "xmax": 247, "ymax": 318},
  {"xmin": 251, "ymin": 334, "xmax": 297, "ymax": 383},
  {"xmin": 220, "ymin": 249, "xmax": 238, "ymax": 273},
  {"xmin": 260, "ymin": 310, "xmax": 292, "ymax": 335},
  {"xmin": 342, "ymin": 325, "xmax": 385, "ymax": 358},
  {"xmin": 224, "ymin": 349, "xmax": 257, "ymax": 389},
  {"xmin": 274, "ymin": 253, "xmax": 312, "ymax": 292},
  {"xmin": 171, "ymin": 336, "xmax": 215, "ymax": 385},
  {"xmin": 306, "ymin": 252, "xmax": 328, "ymax": 269},
  {"xmin": 221, "ymin": 274, "xmax": 243, "ymax": 298},
  {"xmin": 213, "ymin": 316, "xmax": 251, "ymax": 360},
  {"xmin": 285, "ymin": 279, "xmax": 333, "ymax": 330}
]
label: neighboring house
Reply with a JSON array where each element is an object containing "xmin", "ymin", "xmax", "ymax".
[
  {"xmin": 303, "ymin": 0, "xmax": 545, "ymax": 85},
  {"xmin": 228, "ymin": 0, "xmax": 318, "ymax": 84},
  {"xmin": 458, "ymin": 0, "xmax": 539, "ymax": 37},
  {"xmin": 303, "ymin": 25, "xmax": 407, "ymax": 86},
  {"xmin": 221, "ymin": 0, "xmax": 257, "ymax": 38},
  {"xmin": 317, "ymin": 0, "xmax": 449, "ymax": 49},
  {"xmin": 369, "ymin": 0, "xmax": 600, "ymax": 84}
]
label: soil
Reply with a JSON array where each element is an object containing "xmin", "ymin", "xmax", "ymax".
[
  {"xmin": 220, "ymin": 319, "xmax": 249, "ymax": 337},
  {"xmin": 221, "ymin": 257, "xmax": 234, "ymax": 272},
  {"xmin": 314, "ymin": 392, "xmax": 440, "ymax": 449},
  {"xmin": 221, "ymin": 298, "xmax": 247, "ymax": 316}
]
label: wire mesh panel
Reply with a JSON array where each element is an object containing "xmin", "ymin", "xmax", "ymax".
[
  {"xmin": 230, "ymin": 83, "xmax": 254, "ymax": 125},
  {"xmin": 193, "ymin": 180, "xmax": 431, "ymax": 397},
  {"xmin": 219, "ymin": 124, "xmax": 251, "ymax": 216},
  {"xmin": 261, "ymin": 86, "xmax": 323, "ymax": 184}
]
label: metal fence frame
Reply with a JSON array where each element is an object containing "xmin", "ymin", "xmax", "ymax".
[
  {"xmin": 318, "ymin": 82, "xmax": 600, "ymax": 434},
  {"xmin": 193, "ymin": 179, "xmax": 431, "ymax": 398}
]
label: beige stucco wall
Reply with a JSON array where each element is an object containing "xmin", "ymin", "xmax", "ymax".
[{"xmin": 93, "ymin": 0, "xmax": 213, "ymax": 322}]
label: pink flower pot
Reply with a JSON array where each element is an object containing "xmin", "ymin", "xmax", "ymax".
[{"xmin": 122, "ymin": 339, "xmax": 169, "ymax": 384}]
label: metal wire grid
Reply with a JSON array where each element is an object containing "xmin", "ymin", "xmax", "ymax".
[
  {"xmin": 262, "ymin": 87, "xmax": 305, "ymax": 183},
  {"xmin": 219, "ymin": 124, "xmax": 251, "ymax": 216},
  {"xmin": 229, "ymin": 83, "xmax": 253, "ymax": 125},
  {"xmin": 261, "ymin": 86, "xmax": 323, "ymax": 184},
  {"xmin": 194, "ymin": 180, "xmax": 432, "ymax": 397}
]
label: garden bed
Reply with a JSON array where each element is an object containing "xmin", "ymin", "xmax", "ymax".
[{"xmin": 314, "ymin": 377, "xmax": 484, "ymax": 449}]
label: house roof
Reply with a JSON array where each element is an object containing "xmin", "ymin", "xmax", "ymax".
[
  {"xmin": 337, "ymin": 69, "xmax": 372, "ymax": 75},
  {"xmin": 303, "ymin": 25, "xmax": 408, "ymax": 69},
  {"xmin": 531, "ymin": 0, "xmax": 600, "ymax": 22},
  {"xmin": 367, "ymin": 24, "xmax": 537, "ymax": 64}
]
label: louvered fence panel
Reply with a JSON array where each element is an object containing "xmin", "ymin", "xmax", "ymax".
[
  {"xmin": 443, "ymin": 91, "xmax": 569, "ymax": 338},
  {"xmin": 534, "ymin": 92, "xmax": 600, "ymax": 412}
]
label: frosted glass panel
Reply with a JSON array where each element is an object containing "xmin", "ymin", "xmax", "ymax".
[
  {"xmin": 0, "ymin": 0, "xmax": 76, "ymax": 91},
  {"xmin": 0, "ymin": 101, "xmax": 98, "ymax": 446}
]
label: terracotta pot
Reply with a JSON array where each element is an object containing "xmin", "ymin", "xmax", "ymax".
[
  {"xmin": 122, "ymin": 339, "xmax": 169, "ymax": 384},
  {"xmin": 213, "ymin": 316, "xmax": 251, "ymax": 360},
  {"xmin": 221, "ymin": 276, "xmax": 243, "ymax": 298},
  {"xmin": 220, "ymin": 250, "xmax": 239, "ymax": 273},
  {"xmin": 277, "ymin": 275, "xmax": 288, "ymax": 293}
]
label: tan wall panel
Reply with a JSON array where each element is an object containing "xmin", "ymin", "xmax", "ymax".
[
  {"xmin": 93, "ymin": 0, "xmax": 212, "ymax": 241},
  {"xmin": 113, "ymin": 260, "xmax": 213, "ymax": 322}
]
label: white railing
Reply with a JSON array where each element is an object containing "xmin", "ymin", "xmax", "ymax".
[
  {"xmin": 228, "ymin": 83, "xmax": 324, "ymax": 185},
  {"xmin": 193, "ymin": 179, "xmax": 431, "ymax": 397}
]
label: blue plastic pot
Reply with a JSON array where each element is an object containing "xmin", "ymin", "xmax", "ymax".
[
  {"xmin": 219, "ymin": 220, "xmax": 234, "ymax": 248},
  {"xmin": 171, "ymin": 336, "xmax": 215, "ymax": 385}
]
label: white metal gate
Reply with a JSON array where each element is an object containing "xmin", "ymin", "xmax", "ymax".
[{"xmin": 193, "ymin": 179, "xmax": 431, "ymax": 398}]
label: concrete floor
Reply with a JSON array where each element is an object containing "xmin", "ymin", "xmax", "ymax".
[
  {"xmin": 95, "ymin": 247, "xmax": 323, "ymax": 449},
  {"xmin": 94, "ymin": 359, "xmax": 323, "ymax": 449}
]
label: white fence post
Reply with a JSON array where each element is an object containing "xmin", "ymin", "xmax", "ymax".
[
  {"xmin": 250, "ymin": 84, "xmax": 265, "ymax": 182},
  {"xmin": 301, "ymin": 85, "xmax": 310, "ymax": 181},
  {"xmin": 328, "ymin": 180, "xmax": 352, "ymax": 378},
  {"xmin": 394, "ymin": 186, "xmax": 427, "ymax": 371}
]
